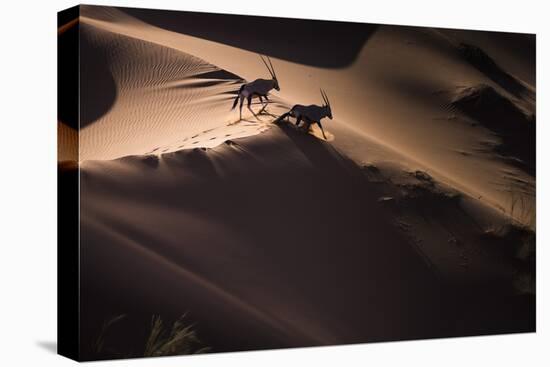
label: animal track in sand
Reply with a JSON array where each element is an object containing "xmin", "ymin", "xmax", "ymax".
[{"xmin": 146, "ymin": 120, "xmax": 271, "ymax": 155}]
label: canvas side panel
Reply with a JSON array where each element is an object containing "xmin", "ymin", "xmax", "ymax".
[{"xmin": 57, "ymin": 4, "xmax": 80, "ymax": 361}]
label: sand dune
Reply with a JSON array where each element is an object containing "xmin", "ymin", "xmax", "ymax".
[
  {"xmin": 80, "ymin": 126, "xmax": 443, "ymax": 352},
  {"xmin": 80, "ymin": 15, "xmax": 276, "ymax": 160},
  {"xmin": 61, "ymin": 5, "xmax": 536, "ymax": 360},
  {"xmin": 78, "ymin": 5, "xmax": 534, "ymax": 226},
  {"xmin": 76, "ymin": 123, "xmax": 533, "ymax": 359}
]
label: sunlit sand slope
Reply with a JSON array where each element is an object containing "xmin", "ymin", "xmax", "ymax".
[{"xmin": 79, "ymin": 6, "xmax": 534, "ymax": 225}]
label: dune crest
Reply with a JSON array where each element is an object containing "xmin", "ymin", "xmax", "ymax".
[
  {"xmin": 77, "ymin": 6, "xmax": 535, "ymax": 226},
  {"xmin": 79, "ymin": 11, "xmax": 280, "ymax": 161}
]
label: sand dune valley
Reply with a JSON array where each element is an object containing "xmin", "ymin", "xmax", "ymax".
[{"xmin": 58, "ymin": 5, "xmax": 535, "ymax": 360}]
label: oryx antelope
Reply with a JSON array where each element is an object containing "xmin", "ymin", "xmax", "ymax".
[
  {"xmin": 275, "ymin": 89, "xmax": 333, "ymax": 140},
  {"xmin": 231, "ymin": 55, "xmax": 280, "ymax": 120}
]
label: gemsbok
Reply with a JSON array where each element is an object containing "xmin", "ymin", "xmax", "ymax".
[
  {"xmin": 275, "ymin": 89, "xmax": 333, "ymax": 140},
  {"xmin": 231, "ymin": 55, "xmax": 280, "ymax": 120}
]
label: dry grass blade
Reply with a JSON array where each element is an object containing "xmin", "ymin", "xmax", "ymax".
[
  {"xmin": 143, "ymin": 314, "xmax": 209, "ymax": 357},
  {"xmin": 93, "ymin": 314, "xmax": 126, "ymax": 355}
]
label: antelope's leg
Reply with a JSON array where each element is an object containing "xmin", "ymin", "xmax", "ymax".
[
  {"xmin": 317, "ymin": 121, "xmax": 327, "ymax": 140},
  {"xmin": 258, "ymin": 95, "xmax": 269, "ymax": 114},
  {"xmin": 295, "ymin": 115, "xmax": 302, "ymax": 126},
  {"xmin": 302, "ymin": 118, "xmax": 312, "ymax": 133},
  {"xmin": 239, "ymin": 95, "xmax": 244, "ymax": 120},
  {"xmin": 247, "ymin": 95, "xmax": 259, "ymax": 120},
  {"xmin": 258, "ymin": 96, "xmax": 265, "ymax": 113}
]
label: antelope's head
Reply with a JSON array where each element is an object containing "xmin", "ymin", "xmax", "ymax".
[
  {"xmin": 273, "ymin": 77, "xmax": 280, "ymax": 91},
  {"xmin": 260, "ymin": 55, "xmax": 280, "ymax": 91},
  {"xmin": 320, "ymin": 89, "xmax": 333, "ymax": 119}
]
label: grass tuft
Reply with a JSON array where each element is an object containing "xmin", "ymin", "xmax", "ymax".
[
  {"xmin": 144, "ymin": 314, "xmax": 210, "ymax": 357},
  {"xmin": 91, "ymin": 314, "xmax": 209, "ymax": 360}
]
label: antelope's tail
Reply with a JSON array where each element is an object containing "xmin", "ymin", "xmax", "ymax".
[
  {"xmin": 274, "ymin": 111, "xmax": 291, "ymax": 124},
  {"xmin": 231, "ymin": 85, "xmax": 245, "ymax": 110}
]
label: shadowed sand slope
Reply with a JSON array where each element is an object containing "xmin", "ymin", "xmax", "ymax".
[
  {"xmin": 78, "ymin": 125, "xmax": 533, "ymax": 358},
  {"xmin": 80, "ymin": 126, "xmax": 441, "ymax": 353}
]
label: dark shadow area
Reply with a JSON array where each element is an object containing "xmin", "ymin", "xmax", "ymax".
[
  {"xmin": 79, "ymin": 126, "xmax": 445, "ymax": 359},
  {"xmin": 119, "ymin": 154, "xmax": 161, "ymax": 169},
  {"xmin": 77, "ymin": 314, "xmax": 207, "ymax": 360},
  {"xmin": 36, "ymin": 341, "xmax": 57, "ymax": 354},
  {"xmin": 120, "ymin": 6, "xmax": 377, "ymax": 68},
  {"xmin": 370, "ymin": 166, "xmax": 535, "ymax": 337},
  {"xmin": 452, "ymin": 84, "xmax": 535, "ymax": 176},
  {"xmin": 167, "ymin": 69, "xmax": 244, "ymax": 92},
  {"xmin": 80, "ymin": 26, "xmax": 118, "ymax": 129},
  {"xmin": 439, "ymin": 28, "xmax": 536, "ymax": 87},
  {"xmin": 78, "ymin": 125, "xmax": 533, "ymax": 361},
  {"xmin": 58, "ymin": 161, "xmax": 80, "ymax": 360},
  {"xmin": 197, "ymin": 69, "xmax": 243, "ymax": 81},
  {"xmin": 458, "ymin": 43, "xmax": 534, "ymax": 100}
]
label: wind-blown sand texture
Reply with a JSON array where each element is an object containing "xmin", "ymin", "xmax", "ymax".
[{"xmin": 59, "ymin": 5, "xmax": 535, "ymax": 360}]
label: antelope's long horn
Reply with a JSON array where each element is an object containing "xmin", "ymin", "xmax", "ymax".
[
  {"xmin": 320, "ymin": 89, "xmax": 328, "ymax": 105},
  {"xmin": 260, "ymin": 55, "xmax": 275, "ymax": 78},
  {"xmin": 323, "ymin": 89, "xmax": 331, "ymax": 107},
  {"xmin": 267, "ymin": 56, "xmax": 277, "ymax": 79}
]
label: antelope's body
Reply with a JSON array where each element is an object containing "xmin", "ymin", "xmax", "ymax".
[
  {"xmin": 240, "ymin": 78, "xmax": 278, "ymax": 97},
  {"xmin": 275, "ymin": 90, "xmax": 334, "ymax": 140},
  {"xmin": 289, "ymin": 104, "xmax": 331, "ymax": 123},
  {"xmin": 231, "ymin": 56, "xmax": 280, "ymax": 120}
]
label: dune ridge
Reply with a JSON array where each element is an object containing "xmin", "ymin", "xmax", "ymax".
[{"xmin": 77, "ymin": 5, "xmax": 535, "ymax": 226}]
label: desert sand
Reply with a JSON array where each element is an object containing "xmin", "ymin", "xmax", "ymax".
[{"xmin": 59, "ymin": 5, "xmax": 535, "ymax": 360}]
